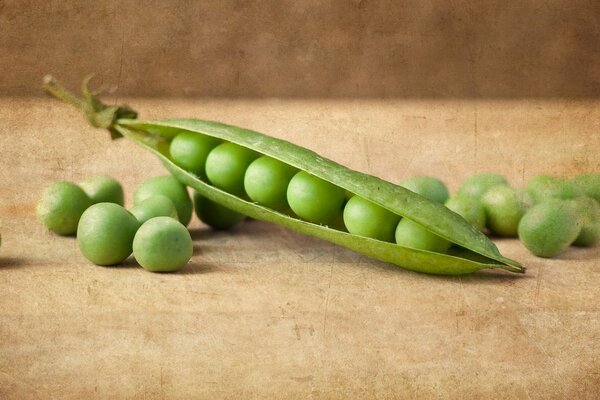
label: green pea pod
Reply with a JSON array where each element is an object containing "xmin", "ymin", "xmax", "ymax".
[{"xmin": 43, "ymin": 76, "xmax": 524, "ymax": 275}]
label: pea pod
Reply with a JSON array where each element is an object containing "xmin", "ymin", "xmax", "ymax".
[{"xmin": 43, "ymin": 76, "xmax": 524, "ymax": 275}]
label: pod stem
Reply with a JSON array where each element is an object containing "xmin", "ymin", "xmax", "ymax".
[{"xmin": 42, "ymin": 75, "xmax": 137, "ymax": 139}]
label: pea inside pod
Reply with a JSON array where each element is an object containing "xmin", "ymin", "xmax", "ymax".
[{"xmin": 43, "ymin": 76, "xmax": 525, "ymax": 275}]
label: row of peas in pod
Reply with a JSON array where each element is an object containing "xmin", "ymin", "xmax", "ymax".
[
  {"xmin": 170, "ymin": 131, "xmax": 600, "ymax": 259},
  {"xmin": 37, "ymin": 176, "xmax": 194, "ymax": 272}
]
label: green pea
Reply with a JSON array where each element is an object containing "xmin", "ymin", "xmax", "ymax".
[
  {"xmin": 458, "ymin": 173, "xmax": 507, "ymax": 199},
  {"xmin": 78, "ymin": 176, "xmax": 124, "ymax": 205},
  {"xmin": 193, "ymin": 192, "xmax": 246, "ymax": 230},
  {"xmin": 481, "ymin": 185, "xmax": 526, "ymax": 237},
  {"xmin": 244, "ymin": 156, "xmax": 298, "ymax": 211},
  {"xmin": 518, "ymin": 199, "xmax": 582, "ymax": 257},
  {"xmin": 169, "ymin": 131, "xmax": 221, "ymax": 178},
  {"xmin": 77, "ymin": 203, "xmax": 140, "ymax": 265},
  {"xmin": 399, "ymin": 176, "xmax": 449, "ymax": 203},
  {"xmin": 133, "ymin": 176, "xmax": 192, "ymax": 226},
  {"xmin": 130, "ymin": 195, "xmax": 178, "ymax": 225},
  {"xmin": 571, "ymin": 174, "xmax": 600, "ymax": 203},
  {"xmin": 570, "ymin": 196, "xmax": 600, "ymax": 247},
  {"xmin": 526, "ymin": 175, "xmax": 581, "ymax": 204},
  {"xmin": 133, "ymin": 217, "xmax": 193, "ymax": 272},
  {"xmin": 343, "ymin": 196, "xmax": 400, "ymax": 242},
  {"xmin": 36, "ymin": 181, "xmax": 93, "ymax": 236},
  {"xmin": 287, "ymin": 171, "xmax": 345, "ymax": 225},
  {"xmin": 205, "ymin": 142, "xmax": 259, "ymax": 196},
  {"xmin": 444, "ymin": 194, "xmax": 486, "ymax": 231},
  {"xmin": 395, "ymin": 218, "xmax": 451, "ymax": 253}
]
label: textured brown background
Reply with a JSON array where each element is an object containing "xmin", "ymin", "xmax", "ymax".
[
  {"xmin": 1, "ymin": 0, "xmax": 599, "ymax": 97},
  {"xmin": 1, "ymin": 0, "xmax": 600, "ymax": 398}
]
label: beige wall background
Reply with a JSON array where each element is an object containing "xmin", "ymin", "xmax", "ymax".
[{"xmin": 1, "ymin": 0, "xmax": 599, "ymax": 98}]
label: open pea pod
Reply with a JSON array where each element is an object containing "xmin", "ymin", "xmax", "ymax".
[{"xmin": 43, "ymin": 76, "xmax": 524, "ymax": 275}]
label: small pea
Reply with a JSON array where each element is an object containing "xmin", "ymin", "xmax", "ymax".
[
  {"xmin": 77, "ymin": 203, "xmax": 140, "ymax": 265},
  {"xmin": 244, "ymin": 156, "xmax": 298, "ymax": 211},
  {"xmin": 444, "ymin": 194, "xmax": 486, "ymax": 231},
  {"xmin": 399, "ymin": 176, "xmax": 449, "ymax": 203},
  {"xmin": 78, "ymin": 176, "xmax": 124, "ymax": 205},
  {"xmin": 169, "ymin": 131, "xmax": 221, "ymax": 178},
  {"xmin": 205, "ymin": 142, "xmax": 259, "ymax": 196},
  {"xmin": 570, "ymin": 196, "xmax": 600, "ymax": 247},
  {"xmin": 481, "ymin": 185, "xmax": 526, "ymax": 237},
  {"xmin": 571, "ymin": 174, "xmax": 600, "ymax": 203},
  {"xmin": 526, "ymin": 175, "xmax": 581, "ymax": 204},
  {"xmin": 36, "ymin": 181, "xmax": 93, "ymax": 236},
  {"xmin": 343, "ymin": 196, "xmax": 400, "ymax": 242},
  {"xmin": 133, "ymin": 176, "xmax": 192, "ymax": 226},
  {"xmin": 518, "ymin": 199, "xmax": 582, "ymax": 257},
  {"xmin": 458, "ymin": 173, "xmax": 507, "ymax": 199},
  {"xmin": 395, "ymin": 218, "xmax": 451, "ymax": 253},
  {"xmin": 133, "ymin": 217, "xmax": 193, "ymax": 272},
  {"xmin": 193, "ymin": 192, "xmax": 246, "ymax": 230},
  {"xmin": 130, "ymin": 195, "xmax": 179, "ymax": 225},
  {"xmin": 287, "ymin": 171, "xmax": 345, "ymax": 225}
]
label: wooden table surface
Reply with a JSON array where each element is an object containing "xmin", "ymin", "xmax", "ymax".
[{"xmin": 0, "ymin": 98, "xmax": 599, "ymax": 399}]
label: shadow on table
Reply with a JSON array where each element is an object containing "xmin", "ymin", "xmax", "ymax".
[{"xmin": 0, "ymin": 257, "xmax": 32, "ymax": 269}]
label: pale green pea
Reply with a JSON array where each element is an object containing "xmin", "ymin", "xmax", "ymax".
[
  {"xmin": 77, "ymin": 203, "xmax": 140, "ymax": 265},
  {"xmin": 458, "ymin": 173, "xmax": 507, "ymax": 199},
  {"xmin": 37, "ymin": 181, "xmax": 93, "ymax": 236},
  {"xmin": 399, "ymin": 176, "xmax": 449, "ymax": 203},
  {"xmin": 133, "ymin": 217, "xmax": 193, "ymax": 272},
  {"xmin": 343, "ymin": 196, "xmax": 400, "ymax": 242},
  {"xmin": 169, "ymin": 131, "xmax": 221, "ymax": 179},
  {"xmin": 205, "ymin": 142, "xmax": 259, "ymax": 196},
  {"xmin": 134, "ymin": 176, "xmax": 192, "ymax": 226},
  {"xmin": 570, "ymin": 196, "xmax": 600, "ymax": 247},
  {"xmin": 287, "ymin": 171, "xmax": 345, "ymax": 225},
  {"xmin": 194, "ymin": 192, "xmax": 246, "ymax": 230},
  {"xmin": 395, "ymin": 218, "xmax": 451, "ymax": 253},
  {"xmin": 78, "ymin": 176, "xmax": 124, "ymax": 205},
  {"xmin": 130, "ymin": 195, "xmax": 179, "ymax": 225},
  {"xmin": 244, "ymin": 156, "xmax": 298, "ymax": 211},
  {"xmin": 481, "ymin": 185, "xmax": 526, "ymax": 237},
  {"xmin": 444, "ymin": 194, "xmax": 486, "ymax": 231}
]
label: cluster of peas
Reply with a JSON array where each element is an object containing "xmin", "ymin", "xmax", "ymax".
[{"xmin": 36, "ymin": 176, "xmax": 194, "ymax": 272}]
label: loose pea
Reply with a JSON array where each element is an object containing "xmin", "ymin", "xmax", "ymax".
[
  {"xmin": 570, "ymin": 196, "xmax": 600, "ymax": 247},
  {"xmin": 193, "ymin": 192, "xmax": 246, "ymax": 230},
  {"xmin": 395, "ymin": 218, "xmax": 451, "ymax": 253},
  {"xmin": 526, "ymin": 175, "xmax": 581, "ymax": 204},
  {"xmin": 133, "ymin": 217, "xmax": 193, "ymax": 272},
  {"xmin": 169, "ymin": 131, "xmax": 221, "ymax": 178},
  {"xmin": 399, "ymin": 176, "xmax": 449, "ymax": 203},
  {"xmin": 130, "ymin": 195, "xmax": 179, "ymax": 225},
  {"xmin": 36, "ymin": 181, "xmax": 93, "ymax": 236},
  {"xmin": 244, "ymin": 156, "xmax": 298, "ymax": 211},
  {"xmin": 287, "ymin": 171, "xmax": 345, "ymax": 225},
  {"xmin": 518, "ymin": 199, "xmax": 582, "ymax": 258},
  {"xmin": 133, "ymin": 176, "xmax": 192, "ymax": 226},
  {"xmin": 444, "ymin": 194, "xmax": 486, "ymax": 231},
  {"xmin": 78, "ymin": 176, "xmax": 124, "ymax": 205},
  {"xmin": 481, "ymin": 185, "xmax": 526, "ymax": 237},
  {"xmin": 343, "ymin": 196, "xmax": 400, "ymax": 242},
  {"xmin": 77, "ymin": 203, "xmax": 140, "ymax": 265},
  {"xmin": 458, "ymin": 173, "xmax": 507, "ymax": 199},
  {"xmin": 205, "ymin": 142, "xmax": 259, "ymax": 196},
  {"xmin": 571, "ymin": 174, "xmax": 600, "ymax": 203}
]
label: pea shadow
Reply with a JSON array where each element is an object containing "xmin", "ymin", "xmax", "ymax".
[{"xmin": 0, "ymin": 257, "xmax": 33, "ymax": 269}]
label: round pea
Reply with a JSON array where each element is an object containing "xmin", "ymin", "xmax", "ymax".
[
  {"xmin": 570, "ymin": 196, "xmax": 600, "ymax": 247},
  {"xmin": 287, "ymin": 171, "xmax": 345, "ymax": 225},
  {"xmin": 481, "ymin": 185, "xmax": 526, "ymax": 237},
  {"xmin": 395, "ymin": 218, "xmax": 451, "ymax": 253},
  {"xmin": 169, "ymin": 131, "xmax": 221, "ymax": 178},
  {"xmin": 444, "ymin": 194, "xmax": 486, "ymax": 231},
  {"xmin": 36, "ymin": 181, "xmax": 93, "ymax": 236},
  {"xmin": 343, "ymin": 196, "xmax": 400, "ymax": 242},
  {"xmin": 133, "ymin": 176, "xmax": 192, "ymax": 226},
  {"xmin": 399, "ymin": 176, "xmax": 449, "ymax": 203},
  {"xmin": 130, "ymin": 195, "xmax": 179, "ymax": 225},
  {"xmin": 518, "ymin": 199, "xmax": 582, "ymax": 258},
  {"xmin": 78, "ymin": 176, "xmax": 124, "ymax": 205},
  {"xmin": 244, "ymin": 156, "xmax": 298, "ymax": 211},
  {"xmin": 526, "ymin": 175, "xmax": 581, "ymax": 204},
  {"xmin": 77, "ymin": 203, "xmax": 140, "ymax": 265},
  {"xmin": 193, "ymin": 192, "xmax": 246, "ymax": 230},
  {"xmin": 133, "ymin": 217, "xmax": 193, "ymax": 272},
  {"xmin": 571, "ymin": 174, "xmax": 600, "ymax": 203},
  {"xmin": 205, "ymin": 142, "xmax": 259, "ymax": 196},
  {"xmin": 458, "ymin": 173, "xmax": 508, "ymax": 199}
]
